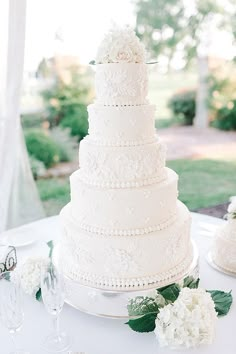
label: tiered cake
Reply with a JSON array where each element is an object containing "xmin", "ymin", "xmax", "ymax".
[
  {"xmin": 59, "ymin": 28, "xmax": 193, "ymax": 291},
  {"xmin": 211, "ymin": 199, "xmax": 236, "ymax": 273}
]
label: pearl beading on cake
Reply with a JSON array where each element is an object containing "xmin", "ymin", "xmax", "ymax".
[
  {"xmin": 74, "ymin": 211, "xmax": 177, "ymax": 236},
  {"xmin": 61, "ymin": 242, "xmax": 193, "ymax": 290},
  {"xmin": 77, "ymin": 172, "xmax": 167, "ymax": 189}
]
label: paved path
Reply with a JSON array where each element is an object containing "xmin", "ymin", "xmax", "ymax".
[
  {"xmin": 42, "ymin": 126, "xmax": 236, "ymax": 178},
  {"xmin": 158, "ymin": 126, "xmax": 236, "ymax": 160}
]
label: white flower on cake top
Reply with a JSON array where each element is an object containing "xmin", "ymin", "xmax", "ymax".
[
  {"xmin": 96, "ymin": 27, "xmax": 146, "ymax": 64},
  {"xmin": 155, "ymin": 288, "xmax": 217, "ymax": 349}
]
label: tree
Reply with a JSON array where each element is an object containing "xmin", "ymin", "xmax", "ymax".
[{"xmin": 135, "ymin": 0, "xmax": 236, "ymax": 127}]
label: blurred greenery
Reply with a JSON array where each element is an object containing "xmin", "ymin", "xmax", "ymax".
[
  {"xmin": 135, "ymin": 0, "xmax": 236, "ymax": 67},
  {"xmin": 168, "ymin": 89, "xmax": 196, "ymax": 125},
  {"xmin": 25, "ymin": 130, "xmax": 61, "ymax": 168},
  {"xmin": 36, "ymin": 177, "xmax": 70, "ymax": 216},
  {"xmin": 41, "ymin": 65, "xmax": 93, "ymax": 140},
  {"xmin": 36, "ymin": 159, "xmax": 236, "ymax": 216}
]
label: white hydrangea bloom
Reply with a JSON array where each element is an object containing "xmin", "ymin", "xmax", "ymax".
[
  {"xmin": 155, "ymin": 288, "xmax": 217, "ymax": 349},
  {"xmin": 96, "ymin": 26, "xmax": 146, "ymax": 64},
  {"xmin": 227, "ymin": 200, "xmax": 236, "ymax": 217},
  {"xmin": 11, "ymin": 257, "xmax": 49, "ymax": 297}
]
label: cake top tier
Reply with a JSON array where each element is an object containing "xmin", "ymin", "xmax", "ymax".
[{"xmin": 96, "ymin": 27, "xmax": 146, "ymax": 64}]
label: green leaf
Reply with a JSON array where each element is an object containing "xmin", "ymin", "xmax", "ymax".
[
  {"xmin": 183, "ymin": 276, "xmax": 200, "ymax": 289},
  {"xmin": 47, "ymin": 240, "xmax": 54, "ymax": 258},
  {"xmin": 158, "ymin": 283, "xmax": 180, "ymax": 303},
  {"xmin": 36, "ymin": 288, "xmax": 42, "ymax": 301},
  {"xmin": 126, "ymin": 313, "xmax": 157, "ymax": 333},
  {"xmin": 127, "ymin": 296, "xmax": 159, "ymax": 317},
  {"xmin": 207, "ymin": 290, "xmax": 233, "ymax": 317},
  {"xmin": 89, "ymin": 60, "xmax": 96, "ymax": 65}
]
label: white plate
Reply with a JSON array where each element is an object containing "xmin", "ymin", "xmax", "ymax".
[{"xmin": 3, "ymin": 230, "xmax": 37, "ymax": 248}]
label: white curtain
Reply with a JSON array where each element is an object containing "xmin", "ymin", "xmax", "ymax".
[{"xmin": 0, "ymin": 0, "xmax": 45, "ymax": 233}]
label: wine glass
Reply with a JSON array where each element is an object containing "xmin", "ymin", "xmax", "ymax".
[
  {"xmin": 41, "ymin": 262, "xmax": 70, "ymax": 352},
  {"xmin": 0, "ymin": 271, "xmax": 29, "ymax": 354}
]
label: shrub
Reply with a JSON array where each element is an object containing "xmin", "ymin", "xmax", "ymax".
[
  {"xmin": 211, "ymin": 101, "xmax": 236, "ymax": 131},
  {"xmin": 25, "ymin": 130, "xmax": 61, "ymax": 168},
  {"xmin": 60, "ymin": 105, "xmax": 88, "ymax": 140},
  {"xmin": 168, "ymin": 90, "xmax": 196, "ymax": 125},
  {"xmin": 41, "ymin": 65, "xmax": 93, "ymax": 141},
  {"xmin": 50, "ymin": 126, "xmax": 78, "ymax": 162},
  {"xmin": 29, "ymin": 156, "xmax": 46, "ymax": 179}
]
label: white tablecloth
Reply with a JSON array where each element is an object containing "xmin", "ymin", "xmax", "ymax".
[{"xmin": 0, "ymin": 213, "xmax": 235, "ymax": 354}]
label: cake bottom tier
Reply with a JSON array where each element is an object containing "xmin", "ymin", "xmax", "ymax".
[{"xmin": 59, "ymin": 201, "xmax": 193, "ymax": 290}]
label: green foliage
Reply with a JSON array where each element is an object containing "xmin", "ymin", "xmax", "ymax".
[
  {"xmin": 41, "ymin": 65, "xmax": 93, "ymax": 141},
  {"xmin": 25, "ymin": 130, "xmax": 61, "ymax": 168},
  {"xmin": 168, "ymin": 90, "xmax": 196, "ymax": 125},
  {"xmin": 47, "ymin": 240, "xmax": 54, "ymax": 258},
  {"xmin": 212, "ymin": 100, "xmax": 236, "ymax": 131},
  {"xmin": 59, "ymin": 105, "xmax": 88, "ymax": 140},
  {"xmin": 29, "ymin": 155, "xmax": 46, "ymax": 179},
  {"xmin": 126, "ymin": 313, "xmax": 157, "ymax": 333},
  {"xmin": 50, "ymin": 126, "xmax": 78, "ymax": 162},
  {"xmin": 207, "ymin": 290, "xmax": 233, "ymax": 316},
  {"xmin": 21, "ymin": 112, "xmax": 45, "ymax": 129},
  {"xmin": 127, "ymin": 296, "xmax": 159, "ymax": 317},
  {"xmin": 183, "ymin": 276, "xmax": 200, "ymax": 289},
  {"xmin": 36, "ymin": 289, "xmax": 42, "ymax": 301},
  {"xmin": 158, "ymin": 283, "xmax": 180, "ymax": 303}
]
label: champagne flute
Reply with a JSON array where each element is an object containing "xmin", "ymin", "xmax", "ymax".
[
  {"xmin": 41, "ymin": 262, "xmax": 70, "ymax": 352},
  {"xmin": 0, "ymin": 271, "xmax": 29, "ymax": 354}
]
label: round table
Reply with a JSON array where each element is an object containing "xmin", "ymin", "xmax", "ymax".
[{"xmin": 0, "ymin": 213, "xmax": 235, "ymax": 354}]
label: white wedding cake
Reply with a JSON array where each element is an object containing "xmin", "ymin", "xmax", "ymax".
[
  {"xmin": 59, "ymin": 28, "xmax": 193, "ymax": 290},
  {"xmin": 211, "ymin": 199, "xmax": 236, "ymax": 273}
]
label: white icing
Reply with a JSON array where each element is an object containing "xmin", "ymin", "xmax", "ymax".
[
  {"xmin": 95, "ymin": 63, "xmax": 148, "ymax": 106},
  {"xmin": 70, "ymin": 168, "xmax": 178, "ymax": 235},
  {"xmin": 88, "ymin": 104, "xmax": 156, "ymax": 146},
  {"xmin": 78, "ymin": 137, "xmax": 166, "ymax": 186},
  {"xmin": 211, "ymin": 220, "xmax": 236, "ymax": 273},
  {"xmin": 59, "ymin": 201, "xmax": 192, "ymax": 290},
  {"xmin": 59, "ymin": 35, "xmax": 194, "ymax": 291}
]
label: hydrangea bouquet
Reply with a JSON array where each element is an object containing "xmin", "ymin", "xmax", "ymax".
[
  {"xmin": 126, "ymin": 276, "xmax": 232, "ymax": 350},
  {"xmin": 10, "ymin": 241, "xmax": 53, "ymax": 300}
]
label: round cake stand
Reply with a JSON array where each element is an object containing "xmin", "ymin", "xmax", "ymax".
[
  {"xmin": 52, "ymin": 241, "xmax": 199, "ymax": 319},
  {"xmin": 207, "ymin": 251, "xmax": 236, "ymax": 278}
]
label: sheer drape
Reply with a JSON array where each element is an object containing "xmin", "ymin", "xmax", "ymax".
[{"xmin": 0, "ymin": 0, "xmax": 45, "ymax": 233}]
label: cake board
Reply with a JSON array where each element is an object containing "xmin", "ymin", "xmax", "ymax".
[
  {"xmin": 52, "ymin": 241, "xmax": 199, "ymax": 319},
  {"xmin": 207, "ymin": 251, "xmax": 236, "ymax": 278}
]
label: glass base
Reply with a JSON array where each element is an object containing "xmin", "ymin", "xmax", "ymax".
[
  {"xmin": 10, "ymin": 351, "xmax": 30, "ymax": 354},
  {"xmin": 42, "ymin": 331, "xmax": 70, "ymax": 353}
]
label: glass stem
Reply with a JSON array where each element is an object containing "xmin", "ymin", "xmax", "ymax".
[
  {"xmin": 53, "ymin": 313, "xmax": 60, "ymax": 335},
  {"xmin": 10, "ymin": 331, "xmax": 18, "ymax": 352}
]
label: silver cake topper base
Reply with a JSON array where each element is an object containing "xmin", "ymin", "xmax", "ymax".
[
  {"xmin": 207, "ymin": 251, "xmax": 236, "ymax": 278},
  {"xmin": 53, "ymin": 241, "xmax": 199, "ymax": 319}
]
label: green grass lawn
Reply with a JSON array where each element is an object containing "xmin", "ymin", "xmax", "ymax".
[
  {"xmin": 167, "ymin": 159, "xmax": 236, "ymax": 210},
  {"xmin": 36, "ymin": 177, "xmax": 70, "ymax": 216},
  {"xmin": 36, "ymin": 159, "xmax": 236, "ymax": 216}
]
